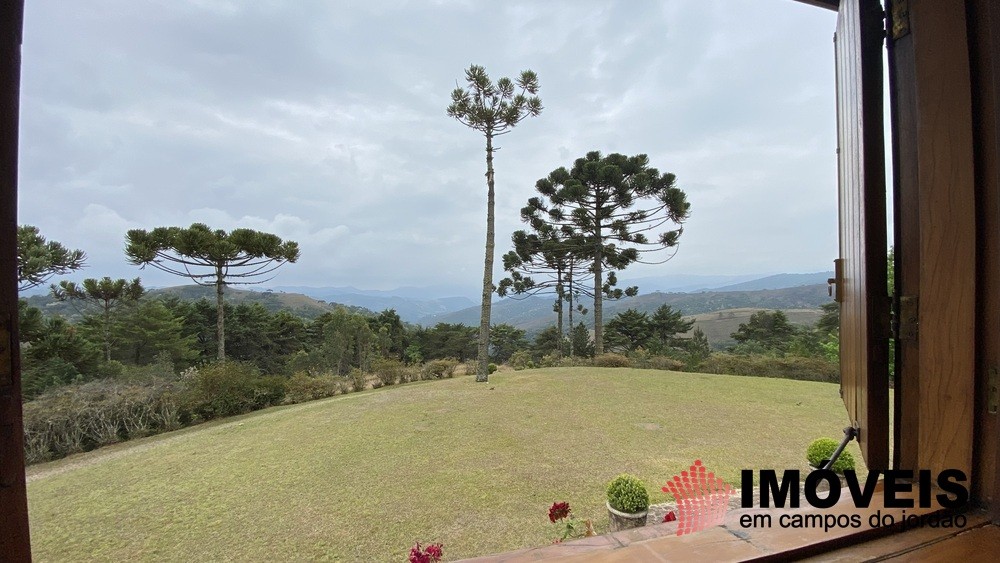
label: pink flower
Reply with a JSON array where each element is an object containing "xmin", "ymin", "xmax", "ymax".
[{"xmin": 663, "ymin": 511, "xmax": 677, "ymax": 523}]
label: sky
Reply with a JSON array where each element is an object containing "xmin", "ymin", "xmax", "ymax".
[{"xmin": 17, "ymin": 0, "xmax": 841, "ymax": 297}]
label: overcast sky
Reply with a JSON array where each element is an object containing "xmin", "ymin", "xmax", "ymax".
[{"xmin": 18, "ymin": 0, "xmax": 840, "ymax": 296}]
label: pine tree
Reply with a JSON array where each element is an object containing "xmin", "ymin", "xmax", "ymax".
[{"xmin": 448, "ymin": 65, "xmax": 542, "ymax": 382}]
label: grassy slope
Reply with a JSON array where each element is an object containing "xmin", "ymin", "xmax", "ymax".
[{"xmin": 27, "ymin": 368, "xmax": 864, "ymax": 562}]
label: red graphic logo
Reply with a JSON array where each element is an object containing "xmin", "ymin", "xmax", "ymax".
[{"xmin": 662, "ymin": 460, "xmax": 733, "ymax": 535}]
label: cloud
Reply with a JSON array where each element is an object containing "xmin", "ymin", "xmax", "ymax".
[{"xmin": 19, "ymin": 0, "xmax": 841, "ymax": 295}]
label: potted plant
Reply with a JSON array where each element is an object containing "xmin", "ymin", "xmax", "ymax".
[
  {"xmin": 806, "ymin": 437, "xmax": 856, "ymax": 473},
  {"xmin": 606, "ymin": 474, "xmax": 650, "ymax": 532}
]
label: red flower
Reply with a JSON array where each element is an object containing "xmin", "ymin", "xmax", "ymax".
[
  {"xmin": 663, "ymin": 511, "xmax": 677, "ymax": 523},
  {"xmin": 548, "ymin": 501, "xmax": 571, "ymax": 523},
  {"xmin": 409, "ymin": 542, "xmax": 444, "ymax": 563}
]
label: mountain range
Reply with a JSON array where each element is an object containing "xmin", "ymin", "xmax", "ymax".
[{"xmin": 23, "ymin": 272, "xmax": 835, "ymax": 340}]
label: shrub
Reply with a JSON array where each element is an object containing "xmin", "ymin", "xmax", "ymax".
[
  {"xmin": 488, "ymin": 363, "xmax": 498, "ymax": 374},
  {"xmin": 593, "ymin": 353, "xmax": 631, "ymax": 368},
  {"xmin": 628, "ymin": 350, "xmax": 685, "ymax": 371},
  {"xmin": 508, "ymin": 350, "xmax": 535, "ymax": 370},
  {"xmin": 284, "ymin": 372, "xmax": 341, "ymax": 404},
  {"xmin": 22, "ymin": 377, "xmax": 182, "ymax": 464},
  {"xmin": 697, "ymin": 353, "xmax": 838, "ymax": 383},
  {"xmin": 806, "ymin": 437, "xmax": 856, "ymax": 472},
  {"xmin": 182, "ymin": 361, "xmax": 285, "ymax": 420},
  {"xmin": 606, "ymin": 474, "xmax": 650, "ymax": 513},
  {"xmin": 424, "ymin": 358, "xmax": 459, "ymax": 380},
  {"xmin": 349, "ymin": 368, "xmax": 368, "ymax": 392},
  {"xmin": 336, "ymin": 378, "xmax": 351, "ymax": 395},
  {"xmin": 371, "ymin": 358, "xmax": 406, "ymax": 387},
  {"xmin": 648, "ymin": 356, "xmax": 685, "ymax": 371}
]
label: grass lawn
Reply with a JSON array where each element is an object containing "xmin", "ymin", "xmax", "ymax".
[{"xmin": 27, "ymin": 367, "xmax": 866, "ymax": 562}]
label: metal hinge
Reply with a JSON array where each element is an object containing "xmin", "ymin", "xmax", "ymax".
[
  {"xmin": 892, "ymin": 295, "xmax": 918, "ymax": 341},
  {"xmin": 891, "ymin": 0, "xmax": 910, "ymax": 40},
  {"xmin": 828, "ymin": 258, "xmax": 844, "ymax": 303}
]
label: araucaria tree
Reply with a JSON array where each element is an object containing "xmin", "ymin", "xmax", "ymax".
[
  {"xmin": 52, "ymin": 277, "xmax": 144, "ymax": 361},
  {"xmin": 125, "ymin": 224, "xmax": 300, "ymax": 360},
  {"xmin": 17, "ymin": 225, "xmax": 86, "ymax": 291},
  {"xmin": 498, "ymin": 224, "xmax": 592, "ymax": 357},
  {"xmin": 447, "ymin": 64, "xmax": 542, "ymax": 382},
  {"xmin": 524, "ymin": 152, "xmax": 690, "ymax": 354}
]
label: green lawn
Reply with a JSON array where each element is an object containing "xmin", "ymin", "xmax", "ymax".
[{"xmin": 27, "ymin": 368, "xmax": 865, "ymax": 562}]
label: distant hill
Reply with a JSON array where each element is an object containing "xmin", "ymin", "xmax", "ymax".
[
  {"xmin": 23, "ymin": 285, "xmax": 371, "ymax": 322},
  {"xmin": 419, "ymin": 284, "xmax": 833, "ymax": 335},
  {"xmin": 686, "ymin": 308, "xmax": 823, "ymax": 349},
  {"xmin": 268, "ymin": 285, "xmax": 475, "ymax": 323},
  {"xmin": 711, "ymin": 272, "xmax": 834, "ymax": 292},
  {"xmin": 618, "ymin": 272, "xmax": 768, "ymax": 293}
]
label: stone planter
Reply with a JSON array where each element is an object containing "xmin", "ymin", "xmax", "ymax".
[{"xmin": 606, "ymin": 502, "xmax": 648, "ymax": 532}]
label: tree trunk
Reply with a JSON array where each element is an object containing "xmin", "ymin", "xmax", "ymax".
[
  {"xmin": 567, "ymin": 269, "xmax": 575, "ymax": 357},
  {"xmin": 476, "ymin": 131, "xmax": 495, "ymax": 382},
  {"xmin": 215, "ymin": 266, "xmax": 226, "ymax": 361},
  {"xmin": 102, "ymin": 302, "xmax": 111, "ymax": 362},
  {"xmin": 555, "ymin": 268, "xmax": 564, "ymax": 358},
  {"xmin": 593, "ymin": 227, "xmax": 604, "ymax": 355}
]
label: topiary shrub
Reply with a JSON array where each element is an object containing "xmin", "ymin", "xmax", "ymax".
[
  {"xmin": 807, "ymin": 437, "xmax": 856, "ymax": 472},
  {"xmin": 606, "ymin": 474, "xmax": 650, "ymax": 514},
  {"xmin": 593, "ymin": 353, "xmax": 632, "ymax": 368}
]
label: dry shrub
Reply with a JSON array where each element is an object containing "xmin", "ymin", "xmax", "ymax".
[
  {"xmin": 697, "ymin": 353, "xmax": 838, "ymax": 382},
  {"xmin": 592, "ymin": 353, "xmax": 632, "ymax": 368}
]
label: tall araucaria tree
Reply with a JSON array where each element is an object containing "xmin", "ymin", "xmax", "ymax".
[
  {"xmin": 524, "ymin": 152, "xmax": 690, "ymax": 354},
  {"xmin": 51, "ymin": 277, "xmax": 144, "ymax": 361},
  {"xmin": 125, "ymin": 224, "xmax": 300, "ymax": 360},
  {"xmin": 17, "ymin": 225, "xmax": 86, "ymax": 291},
  {"xmin": 447, "ymin": 64, "xmax": 542, "ymax": 382}
]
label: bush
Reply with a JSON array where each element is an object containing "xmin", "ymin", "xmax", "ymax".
[
  {"xmin": 284, "ymin": 372, "xmax": 341, "ymax": 404},
  {"xmin": 697, "ymin": 353, "xmax": 838, "ymax": 382},
  {"xmin": 22, "ymin": 377, "xmax": 182, "ymax": 464},
  {"xmin": 806, "ymin": 437, "xmax": 856, "ymax": 472},
  {"xmin": 648, "ymin": 356, "xmax": 685, "ymax": 371},
  {"xmin": 371, "ymin": 358, "xmax": 406, "ymax": 387},
  {"xmin": 424, "ymin": 358, "xmax": 459, "ymax": 380},
  {"xmin": 628, "ymin": 350, "xmax": 685, "ymax": 371},
  {"xmin": 593, "ymin": 353, "xmax": 632, "ymax": 368},
  {"xmin": 181, "ymin": 362, "xmax": 285, "ymax": 420},
  {"xmin": 508, "ymin": 350, "xmax": 535, "ymax": 370},
  {"xmin": 348, "ymin": 368, "xmax": 368, "ymax": 392},
  {"xmin": 606, "ymin": 474, "xmax": 650, "ymax": 513},
  {"xmin": 488, "ymin": 363, "xmax": 498, "ymax": 374}
]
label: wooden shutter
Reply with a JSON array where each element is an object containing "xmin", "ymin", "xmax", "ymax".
[{"xmin": 834, "ymin": 0, "xmax": 890, "ymax": 470}]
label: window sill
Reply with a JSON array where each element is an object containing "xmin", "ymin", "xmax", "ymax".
[{"xmin": 463, "ymin": 481, "xmax": 989, "ymax": 562}]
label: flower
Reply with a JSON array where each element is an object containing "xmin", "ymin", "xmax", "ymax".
[
  {"xmin": 663, "ymin": 511, "xmax": 677, "ymax": 523},
  {"xmin": 548, "ymin": 501, "xmax": 571, "ymax": 523},
  {"xmin": 409, "ymin": 542, "xmax": 444, "ymax": 563}
]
